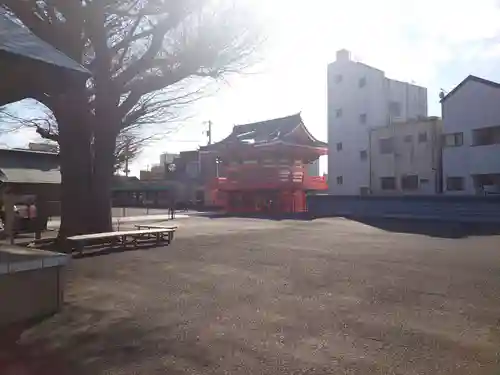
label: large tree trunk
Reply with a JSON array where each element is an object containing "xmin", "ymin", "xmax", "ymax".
[
  {"xmin": 85, "ymin": 72, "xmax": 121, "ymax": 233},
  {"xmin": 87, "ymin": 121, "xmax": 119, "ymax": 233},
  {"xmin": 54, "ymin": 94, "xmax": 93, "ymax": 238}
]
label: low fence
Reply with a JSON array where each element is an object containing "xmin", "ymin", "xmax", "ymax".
[{"xmin": 307, "ymin": 195, "xmax": 500, "ymax": 223}]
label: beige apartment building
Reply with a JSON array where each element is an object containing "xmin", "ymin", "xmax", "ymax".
[{"xmin": 369, "ymin": 117, "xmax": 442, "ymax": 195}]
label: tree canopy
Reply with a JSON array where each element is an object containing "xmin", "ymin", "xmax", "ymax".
[{"xmin": 0, "ymin": 0, "xmax": 262, "ymax": 237}]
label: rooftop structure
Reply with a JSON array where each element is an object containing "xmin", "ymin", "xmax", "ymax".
[
  {"xmin": 200, "ymin": 113, "xmax": 327, "ymax": 214},
  {"xmin": 0, "ymin": 13, "xmax": 90, "ymax": 105}
]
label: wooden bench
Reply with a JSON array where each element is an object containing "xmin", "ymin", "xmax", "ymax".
[
  {"xmin": 66, "ymin": 228, "xmax": 176, "ymax": 254},
  {"xmin": 134, "ymin": 224, "xmax": 178, "ymax": 231}
]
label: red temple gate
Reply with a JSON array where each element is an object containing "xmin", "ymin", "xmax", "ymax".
[{"xmin": 200, "ymin": 113, "xmax": 327, "ymax": 214}]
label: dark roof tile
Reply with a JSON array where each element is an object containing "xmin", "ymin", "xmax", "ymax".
[
  {"xmin": 232, "ymin": 113, "xmax": 302, "ymax": 137},
  {"xmin": 0, "ymin": 14, "xmax": 90, "ymax": 75}
]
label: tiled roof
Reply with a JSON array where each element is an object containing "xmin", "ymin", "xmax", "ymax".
[
  {"xmin": 201, "ymin": 113, "xmax": 326, "ymax": 151},
  {"xmin": 205, "ymin": 113, "xmax": 302, "ymax": 147},
  {"xmin": 232, "ymin": 113, "xmax": 303, "ymax": 139},
  {"xmin": 0, "ymin": 14, "xmax": 90, "ymax": 76}
]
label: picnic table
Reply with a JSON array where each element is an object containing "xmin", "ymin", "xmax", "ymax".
[{"xmin": 66, "ymin": 227, "xmax": 176, "ymax": 254}]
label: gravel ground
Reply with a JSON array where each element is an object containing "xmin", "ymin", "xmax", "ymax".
[{"xmin": 3, "ymin": 217, "xmax": 500, "ymax": 374}]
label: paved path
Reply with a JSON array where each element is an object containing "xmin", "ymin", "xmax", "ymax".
[{"xmin": 4, "ymin": 217, "xmax": 500, "ymax": 375}]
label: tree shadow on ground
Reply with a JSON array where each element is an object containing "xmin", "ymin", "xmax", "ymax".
[
  {"xmin": 17, "ymin": 239, "xmax": 174, "ymax": 258},
  {"xmin": 1, "ymin": 304, "xmax": 214, "ymax": 375},
  {"xmin": 72, "ymin": 241, "xmax": 171, "ymax": 259},
  {"xmin": 350, "ymin": 218, "xmax": 500, "ymax": 239}
]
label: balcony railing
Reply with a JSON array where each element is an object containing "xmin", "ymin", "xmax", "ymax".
[{"xmin": 210, "ymin": 168, "xmax": 327, "ymax": 191}]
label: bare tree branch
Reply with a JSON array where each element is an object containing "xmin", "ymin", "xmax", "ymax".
[{"xmin": 2, "ymin": 0, "xmax": 263, "ymax": 168}]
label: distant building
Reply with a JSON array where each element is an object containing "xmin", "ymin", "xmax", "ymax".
[
  {"xmin": 159, "ymin": 152, "xmax": 179, "ymax": 165},
  {"xmin": 327, "ymin": 49, "xmax": 428, "ymax": 195},
  {"xmin": 369, "ymin": 117, "xmax": 442, "ymax": 195},
  {"xmin": 139, "ymin": 166, "xmax": 164, "ymax": 181},
  {"xmin": 441, "ymin": 75, "xmax": 500, "ymax": 195},
  {"xmin": 140, "ymin": 153, "xmax": 179, "ymax": 181},
  {"xmin": 136, "ymin": 150, "xmax": 204, "ymax": 205},
  {"xmin": 164, "ymin": 150, "xmax": 203, "ymax": 204},
  {"xmin": 0, "ymin": 148, "xmax": 61, "ymax": 231}
]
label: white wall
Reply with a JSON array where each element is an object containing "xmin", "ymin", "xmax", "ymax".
[
  {"xmin": 327, "ymin": 51, "xmax": 428, "ymax": 195},
  {"xmin": 370, "ymin": 119, "xmax": 441, "ymax": 195},
  {"xmin": 327, "ymin": 60, "xmax": 385, "ymax": 195},
  {"xmin": 442, "ymin": 78, "xmax": 500, "ymax": 195},
  {"xmin": 386, "ymin": 79, "xmax": 428, "ymax": 121}
]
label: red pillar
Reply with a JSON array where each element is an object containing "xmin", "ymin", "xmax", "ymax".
[{"xmin": 292, "ymin": 190, "xmax": 306, "ymax": 213}]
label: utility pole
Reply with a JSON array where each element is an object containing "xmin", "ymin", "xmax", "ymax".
[
  {"xmin": 207, "ymin": 120, "xmax": 212, "ymax": 145},
  {"xmin": 122, "ymin": 139, "xmax": 132, "ymax": 218},
  {"xmin": 124, "ymin": 138, "xmax": 131, "ymax": 177}
]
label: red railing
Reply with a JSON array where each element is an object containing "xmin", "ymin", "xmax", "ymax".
[
  {"xmin": 303, "ymin": 175, "xmax": 328, "ymax": 190},
  {"xmin": 210, "ymin": 169, "xmax": 327, "ymax": 191}
]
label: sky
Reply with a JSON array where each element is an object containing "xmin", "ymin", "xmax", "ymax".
[{"xmin": 3, "ymin": 0, "xmax": 500, "ymax": 175}]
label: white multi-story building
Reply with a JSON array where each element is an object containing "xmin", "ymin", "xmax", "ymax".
[
  {"xmin": 441, "ymin": 75, "xmax": 500, "ymax": 195},
  {"xmin": 327, "ymin": 49, "xmax": 428, "ymax": 195},
  {"xmin": 369, "ymin": 117, "xmax": 442, "ymax": 195}
]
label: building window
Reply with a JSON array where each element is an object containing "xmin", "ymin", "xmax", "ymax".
[
  {"xmin": 389, "ymin": 101, "xmax": 402, "ymax": 117},
  {"xmin": 336, "ymin": 108, "xmax": 343, "ymax": 118},
  {"xmin": 443, "ymin": 132, "xmax": 464, "ymax": 147},
  {"xmin": 380, "ymin": 177, "xmax": 396, "ymax": 190},
  {"xmin": 403, "ymin": 135, "xmax": 413, "ymax": 143},
  {"xmin": 359, "ymin": 77, "xmax": 366, "ymax": 88},
  {"xmin": 335, "ymin": 74, "xmax": 343, "ymax": 83},
  {"xmin": 379, "ymin": 137, "xmax": 394, "ymax": 154},
  {"xmin": 472, "ymin": 125, "xmax": 500, "ymax": 146},
  {"xmin": 336, "ymin": 142, "xmax": 343, "ymax": 151},
  {"xmin": 446, "ymin": 177, "xmax": 464, "ymax": 191},
  {"xmin": 336, "ymin": 176, "xmax": 343, "ymax": 185},
  {"xmin": 418, "ymin": 132, "xmax": 428, "ymax": 143},
  {"xmin": 401, "ymin": 175, "xmax": 419, "ymax": 191},
  {"xmin": 360, "ymin": 113, "xmax": 367, "ymax": 124},
  {"xmin": 360, "ymin": 150, "xmax": 368, "ymax": 160}
]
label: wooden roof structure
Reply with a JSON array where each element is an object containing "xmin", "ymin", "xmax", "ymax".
[
  {"xmin": 0, "ymin": 13, "xmax": 91, "ymax": 106},
  {"xmin": 200, "ymin": 113, "xmax": 327, "ymax": 153}
]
